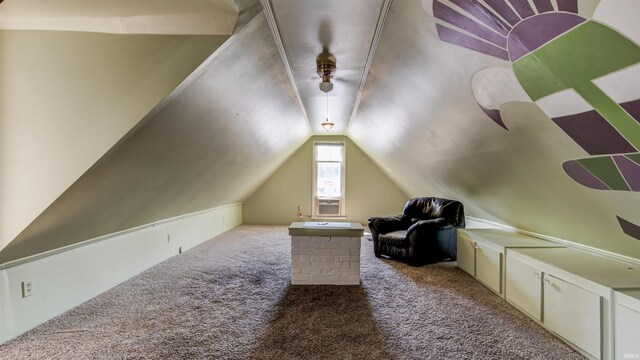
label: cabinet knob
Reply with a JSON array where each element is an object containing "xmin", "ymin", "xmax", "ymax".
[
  {"xmin": 543, "ymin": 278, "xmax": 551, "ymax": 285},
  {"xmin": 533, "ymin": 271, "xmax": 540, "ymax": 278},
  {"xmin": 473, "ymin": 242, "xmax": 480, "ymax": 249}
]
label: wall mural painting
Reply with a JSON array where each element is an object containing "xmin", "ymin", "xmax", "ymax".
[{"xmin": 422, "ymin": 0, "xmax": 640, "ymax": 240}]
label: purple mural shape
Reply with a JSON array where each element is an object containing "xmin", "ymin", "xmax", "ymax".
[
  {"xmin": 484, "ymin": 0, "xmax": 521, "ymax": 25},
  {"xmin": 432, "ymin": 0, "xmax": 581, "ymax": 63},
  {"xmin": 556, "ymin": 0, "xmax": 579, "ymax": 13},
  {"xmin": 562, "ymin": 161, "xmax": 610, "ymax": 190},
  {"xmin": 614, "ymin": 156, "xmax": 640, "ymax": 191},
  {"xmin": 434, "ymin": 0, "xmax": 507, "ymax": 47},
  {"xmin": 449, "ymin": 0, "xmax": 511, "ymax": 35},
  {"xmin": 436, "ymin": 24, "xmax": 509, "ymax": 60},
  {"xmin": 532, "ymin": 0, "xmax": 554, "ymax": 13},
  {"xmin": 507, "ymin": 13, "xmax": 586, "ymax": 61},
  {"xmin": 617, "ymin": 216, "xmax": 640, "ymax": 241},
  {"xmin": 508, "ymin": 0, "xmax": 535, "ymax": 19},
  {"xmin": 430, "ymin": 0, "xmax": 640, "ymax": 241},
  {"xmin": 621, "ymin": 98, "xmax": 640, "ymax": 123},
  {"xmin": 480, "ymin": 107, "xmax": 507, "ymax": 129},
  {"xmin": 552, "ymin": 110, "xmax": 637, "ymax": 155}
]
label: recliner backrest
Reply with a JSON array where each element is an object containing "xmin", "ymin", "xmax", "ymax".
[{"xmin": 402, "ymin": 197, "xmax": 465, "ymax": 228}]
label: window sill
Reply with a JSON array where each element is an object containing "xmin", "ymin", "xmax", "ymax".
[{"xmin": 310, "ymin": 216, "xmax": 348, "ymax": 221}]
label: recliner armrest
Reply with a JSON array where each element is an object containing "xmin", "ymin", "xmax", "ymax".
[
  {"xmin": 406, "ymin": 218, "xmax": 452, "ymax": 237},
  {"xmin": 406, "ymin": 218, "xmax": 458, "ymax": 262},
  {"xmin": 367, "ymin": 214, "xmax": 410, "ymax": 235}
]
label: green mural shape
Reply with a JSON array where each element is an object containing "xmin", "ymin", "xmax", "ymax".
[
  {"xmin": 512, "ymin": 21, "xmax": 640, "ymax": 149},
  {"xmin": 578, "ymin": 156, "xmax": 630, "ymax": 191},
  {"xmin": 627, "ymin": 154, "xmax": 640, "ymax": 166},
  {"xmin": 429, "ymin": 0, "xmax": 640, "ymax": 241}
]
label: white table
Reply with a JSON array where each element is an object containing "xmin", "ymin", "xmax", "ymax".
[{"xmin": 288, "ymin": 222, "xmax": 364, "ymax": 285}]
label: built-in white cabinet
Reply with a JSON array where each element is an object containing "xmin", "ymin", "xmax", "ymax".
[
  {"xmin": 506, "ymin": 250, "xmax": 603, "ymax": 359},
  {"xmin": 505, "ymin": 248, "xmax": 640, "ymax": 360},
  {"xmin": 475, "ymin": 241, "xmax": 502, "ymax": 294},
  {"xmin": 505, "ymin": 253, "xmax": 543, "ymax": 321},
  {"xmin": 457, "ymin": 229, "xmax": 562, "ymax": 297},
  {"xmin": 614, "ymin": 289, "xmax": 640, "ymax": 359},
  {"xmin": 505, "ymin": 250, "xmax": 603, "ymax": 359},
  {"xmin": 458, "ymin": 234, "xmax": 503, "ymax": 294},
  {"xmin": 544, "ymin": 274, "xmax": 602, "ymax": 359},
  {"xmin": 460, "ymin": 227, "xmax": 640, "ymax": 360},
  {"xmin": 457, "ymin": 231, "xmax": 475, "ymax": 276}
]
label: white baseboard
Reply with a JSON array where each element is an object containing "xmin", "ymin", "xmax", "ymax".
[{"xmin": 0, "ymin": 203, "xmax": 242, "ymax": 344}]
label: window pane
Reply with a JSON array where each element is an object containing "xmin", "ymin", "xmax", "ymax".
[
  {"xmin": 316, "ymin": 144, "xmax": 342, "ymax": 161},
  {"xmin": 317, "ymin": 162, "xmax": 341, "ymax": 197}
]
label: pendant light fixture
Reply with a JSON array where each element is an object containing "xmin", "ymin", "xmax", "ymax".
[
  {"xmin": 320, "ymin": 92, "xmax": 334, "ymax": 131},
  {"xmin": 317, "ymin": 50, "xmax": 336, "ymax": 131}
]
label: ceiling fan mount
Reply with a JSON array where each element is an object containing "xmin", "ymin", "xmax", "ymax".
[{"xmin": 316, "ymin": 51, "xmax": 336, "ymax": 93}]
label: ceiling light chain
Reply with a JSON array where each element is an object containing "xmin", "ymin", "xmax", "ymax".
[
  {"xmin": 318, "ymin": 51, "xmax": 336, "ymax": 131},
  {"xmin": 321, "ymin": 91, "xmax": 335, "ymax": 131}
]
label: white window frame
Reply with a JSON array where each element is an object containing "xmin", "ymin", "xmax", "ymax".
[{"xmin": 312, "ymin": 141, "xmax": 346, "ymax": 219}]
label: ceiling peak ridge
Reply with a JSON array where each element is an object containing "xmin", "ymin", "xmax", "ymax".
[
  {"xmin": 261, "ymin": 0, "xmax": 393, "ymax": 135},
  {"xmin": 346, "ymin": 0, "xmax": 393, "ymax": 136},
  {"xmin": 260, "ymin": 0, "xmax": 313, "ymax": 135}
]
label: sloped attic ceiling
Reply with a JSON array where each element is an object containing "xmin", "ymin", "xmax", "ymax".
[
  {"xmin": 350, "ymin": 0, "xmax": 640, "ymax": 259},
  {"xmin": 0, "ymin": 4, "xmax": 309, "ymax": 263},
  {"xmin": 0, "ymin": 0, "xmax": 239, "ymax": 34},
  {"xmin": 0, "ymin": 0, "xmax": 243, "ymax": 257},
  {"xmin": 2, "ymin": 0, "xmax": 640, "ymax": 264}
]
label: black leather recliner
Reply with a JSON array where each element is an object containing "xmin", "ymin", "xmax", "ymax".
[{"xmin": 368, "ymin": 197, "xmax": 465, "ymax": 266}]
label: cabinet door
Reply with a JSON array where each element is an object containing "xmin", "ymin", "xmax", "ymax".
[
  {"xmin": 457, "ymin": 235, "xmax": 475, "ymax": 276},
  {"xmin": 505, "ymin": 254, "xmax": 542, "ymax": 321},
  {"xmin": 543, "ymin": 274, "xmax": 602, "ymax": 359},
  {"xmin": 476, "ymin": 243, "xmax": 502, "ymax": 294},
  {"xmin": 616, "ymin": 298, "xmax": 640, "ymax": 359}
]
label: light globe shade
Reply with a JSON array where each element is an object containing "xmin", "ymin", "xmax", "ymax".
[
  {"xmin": 321, "ymin": 118, "xmax": 335, "ymax": 131},
  {"xmin": 319, "ymin": 81, "xmax": 333, "ymax": 93}
]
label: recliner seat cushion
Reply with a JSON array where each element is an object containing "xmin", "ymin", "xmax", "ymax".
[{"xmin": 378, "ymin": 230, "xmax": 408, "ymax": 247}]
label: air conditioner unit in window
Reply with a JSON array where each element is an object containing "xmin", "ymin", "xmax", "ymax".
[{"xmin": 317, "ymin": 198, "xmax": 340, "ymax": 216}]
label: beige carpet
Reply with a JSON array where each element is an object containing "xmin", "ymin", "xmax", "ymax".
[{"xmin": 0, "ymin": 225, "xmax": 584, "ymax": 359}]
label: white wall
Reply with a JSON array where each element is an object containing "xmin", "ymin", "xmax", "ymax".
[
  {"xmin": 0, "ymin": 30, "xmax": 228, "ymax": 253},
  {"xmin": 0, "ymin": 15, "xmax": 310, "ymax": 263},
  {"xmin": 0, "ymin": 203, "xmax": 242, "ymax": 344},
  {"xmin": 243, "ymin": 136, "xmax": 409, "ymax": 224}
]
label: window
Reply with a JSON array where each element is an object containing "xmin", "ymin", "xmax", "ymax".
[{"xmin": 312, "ymin": 141, "xmax": 345, "ymax": 218}]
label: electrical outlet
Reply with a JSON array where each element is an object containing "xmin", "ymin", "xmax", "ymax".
[{"xmin": 21, "ymin": 281, "xmax": 33, "ymax": 298}]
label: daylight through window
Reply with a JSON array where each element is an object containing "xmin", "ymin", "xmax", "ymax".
[{"xmin": 313, "ymin": 142, "xmax": 345, "ymax": 218}]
